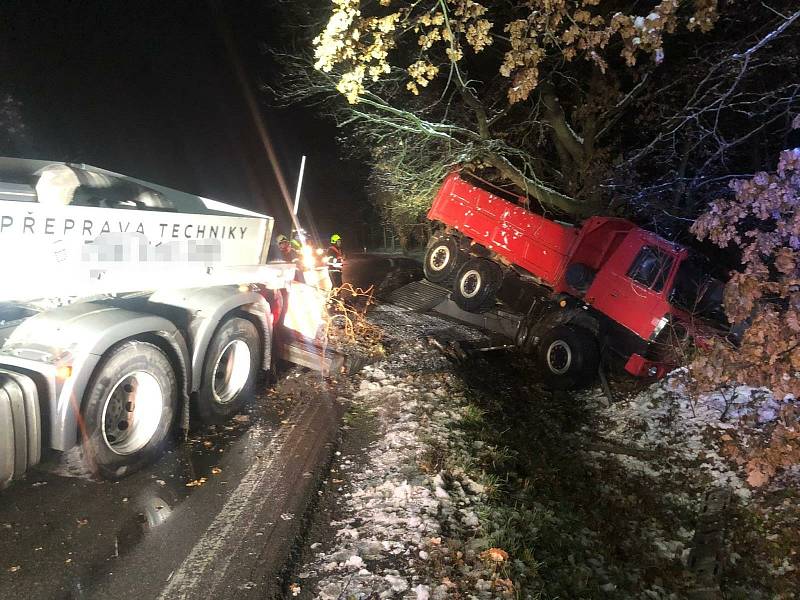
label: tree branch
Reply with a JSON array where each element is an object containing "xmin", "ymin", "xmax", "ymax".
[
  {"xmin": 480, "ymin": 151, "xmax": 591, "ymax": 216},
  {"xmin": 539, "ymin": 83, "xmax": 585, "ymax": 165}
]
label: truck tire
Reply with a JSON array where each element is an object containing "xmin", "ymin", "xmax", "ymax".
[
  {"xmin": 537, "ymin": 325, "xmax": 599, "ymax": 390},
  {"xmin": 452, "ymin": 258, "xmax": 503, "ymax": 313},
  {"xmin": 423, "ymin": 236, "xmax": 466, "ymax": 285},
  {"xmin": 81, "ymin": 341, "xmax": 177, "ymax": 479},
  {"xmin": 0, "ymin": 372, "xmax": 42, "ymax": 488},
  {"xmin": 195, "ymin": 317, "xmax": 261, "ymax": 425},
  {"xmin": 0, "ymin": 384, "xmax": 17, "ymax": 488}
]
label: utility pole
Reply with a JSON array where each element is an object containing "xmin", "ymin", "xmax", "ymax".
[{"xmin": 292, "ymin": 155, "xmax": 306, "ymax": 242}]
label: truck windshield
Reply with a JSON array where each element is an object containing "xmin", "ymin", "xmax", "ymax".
[
  {"xmin": 627, "ymin": 246, "xmax": 674, "ymax": 292},
  {"xmin": 670, "ymin": 257, "xmax": 728, "ymax": 323}
]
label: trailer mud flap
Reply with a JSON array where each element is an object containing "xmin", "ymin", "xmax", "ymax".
[
  {"xmin": 0, "ymin": 370, "xmax": 42, "ymax": 489},
  {"xmin": 0, "ymin": 385, "xmax": 15, "ymax": 488}
]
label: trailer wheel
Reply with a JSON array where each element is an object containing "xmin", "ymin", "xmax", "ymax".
[
  {"xmin": 82, "ymin": 341, "xmax": 177, "ymax": 479},
  {"xmin": 452, "ymin": 258, "xmax": 503, "ymax": 313},
  {"xmin": 196, "ymin": 317, "xmax": 261, "ymax": 425},
  {"xmin": 423, "ymin": 236, "xmax": 466, "ymax": 285},
  {"xmin": 537, "ymin": 325, "xmax": 599, "ymax": 390}
]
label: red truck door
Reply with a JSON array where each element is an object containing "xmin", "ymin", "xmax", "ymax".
[{"xmin": 584, "ymin": 231, "xmax": 677, "ymax": 340}]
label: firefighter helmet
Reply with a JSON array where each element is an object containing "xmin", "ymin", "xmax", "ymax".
[
  {"xmin": 330, "ymin": 233, "xmax": 342, "ymax": 243},
  {"xmin": 277, "ymin": 234, "xmax": 289, "ymax": 244}
]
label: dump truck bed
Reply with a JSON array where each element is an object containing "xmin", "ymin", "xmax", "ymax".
[{"xmin": 427, "ymin": 173, "xmax": 578, "ymax": 286}]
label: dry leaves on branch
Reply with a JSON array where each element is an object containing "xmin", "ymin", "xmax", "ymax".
[
  {"xmin": 314, "ymin": 1, "xmax": 720, "ymax": 104},
  {"xmin": 691, "ymin": 148, "xmax": 800, "ymax": 400},
  {"xmin": 321, "ymin": 283, "xmax": 383, "ymax": 354}
]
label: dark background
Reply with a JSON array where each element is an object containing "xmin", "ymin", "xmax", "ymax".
[{"xmin": 0, "ymin": 0, "xmax": 374, "ymax": 249}]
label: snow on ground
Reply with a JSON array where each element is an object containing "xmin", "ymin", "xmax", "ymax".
[
  {"xmin": 582, "ymin": 376, "xmax": 799, "ymax": 497},
  {"xmin": 579, "ymin": 379, "xmax": 752, "ymax": 500},
  {"xmin": 576, "ymin": 375, "xmax": 800, "ymax": 597},
  {"xmin": 293, "ymin": 304, "xmax": 799, "ymax": 599},
  {"xmin": 296, "ymin": 305, "xmax": 515, "ymax": 599}
]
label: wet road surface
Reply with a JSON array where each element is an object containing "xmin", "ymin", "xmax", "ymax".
[
  {"xmin": 0, "ymin": 373, "xmax": 340, "ymax": 600},
  {"xmin": 0, "ymin": 253, "xmax": 419, "ymax": 599}
]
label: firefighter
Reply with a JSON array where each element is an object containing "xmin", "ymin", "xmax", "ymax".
[
  {"xmin": 327, "ymin": 233, "xmax": 344, "ymax": 288},
  {"xmin": 277, "ymin": 234, "xmax": 298, "ymax": 263}
]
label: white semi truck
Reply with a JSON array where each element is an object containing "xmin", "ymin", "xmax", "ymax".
[{"xmin": 0, "ymin": 158, "xmax": 323, "ymax": 486}]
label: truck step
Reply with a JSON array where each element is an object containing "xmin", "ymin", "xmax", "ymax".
[{"xmin": 386, "ymin": 279, "xmax": 450, "ymax": 311}]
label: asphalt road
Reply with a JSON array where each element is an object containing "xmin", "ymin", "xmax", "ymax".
[
  {"xmin": 0, "ymin": 380, "xmax": 340, "ymax": 600},
  {"xmin": 343, "ymin": 252, "xmax": 423, "ymax": 296},
  {"xmin": 0, "ymin": 253, "xmax": 420, "ymax": 600}
]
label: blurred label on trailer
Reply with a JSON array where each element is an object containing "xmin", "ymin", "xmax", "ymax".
[
  {"xmin": 0, "ymin": 201, "xmax": 275, "ymax": 302},
  {"xmin": 282, "ymin": 282, "xmax": 327, "ymax": 340},
  {"xmin": 0, "ymin": 201, "xmax": 268, "ymax": 267}
]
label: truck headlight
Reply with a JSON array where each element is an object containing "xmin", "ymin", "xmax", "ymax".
[
  {"xmin": 652, "ymin": 316, "xmax": 669, "ymax": 338},
  {"xmin": 301, "ymin": 246, "xmax": 314, "ymax": 266}
]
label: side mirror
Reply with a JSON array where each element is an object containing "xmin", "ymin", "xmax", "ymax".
[{"xmin": 668, "ymin": 287, "xmax": 677, "ymax": 303}]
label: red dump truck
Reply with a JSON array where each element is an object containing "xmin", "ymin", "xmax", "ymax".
[{"xmin": 423, "ymin": 172, "xmax": 725, "ymax": 388}]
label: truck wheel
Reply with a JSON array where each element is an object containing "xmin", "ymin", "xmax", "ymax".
[
  {"xmin": 537, "ymin": 325, "xmax": 599, "ymax": 390},
  {"xmin": 452, "ymin": 258, "xmax": 503, "ymax": 313},
  {"xmin": 82, "ymin": 341, "xmax": 177, "ymax": 479},
  {"xmin": 196, "ymin": 317, "xmax": 261, "ymax": 425},
  {"xmin": 423, "ymin": 236, "xmax": 466, "ymax": 285}
]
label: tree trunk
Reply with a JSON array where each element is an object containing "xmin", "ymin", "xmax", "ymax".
[{"xmin": 481, "ymin": 151, "xmax": 600, "ymax": 218}]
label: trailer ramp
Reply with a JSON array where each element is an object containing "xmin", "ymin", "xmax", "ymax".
[
  {"xmin": 385, "ymin": 279, "xmax": 450, "ymax": 311},
  {"xmin": 278, "ymin": 339, "xmax": 375, "ymax": 377},
  {"xmin": 388, "ymin": 279, "xmax": 522, "ymax": 340}
]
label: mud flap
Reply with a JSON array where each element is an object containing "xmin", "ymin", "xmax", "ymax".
[
  {"xmin": 0, "ymin": 370, "xmax": 42, "ymax": 489},
  {"xmin": 0, "ymin": 385, "xmax": 15, "ymax": 488}
]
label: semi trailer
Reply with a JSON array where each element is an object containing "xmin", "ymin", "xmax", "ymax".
[
  {"xmin": 423, "ymin": 172, "xmax": 726, "ymax": 388},
  {"xmin": 0, "ymin": 158, "xmax": 325, "ymax": 488}
]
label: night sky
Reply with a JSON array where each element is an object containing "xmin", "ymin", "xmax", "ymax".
[{"xmin": 0, "ymin": 0, "xmax": 373, "ymax": 248}]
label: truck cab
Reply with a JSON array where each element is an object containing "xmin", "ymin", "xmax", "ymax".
[{"xmin": 556, "ymin": 223, "xmax": 726, "ymax": 377}]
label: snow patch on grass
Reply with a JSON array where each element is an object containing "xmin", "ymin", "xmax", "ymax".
[{"xmin": 299, "ymin": 307, "xmax": 508, "ymax": 599}]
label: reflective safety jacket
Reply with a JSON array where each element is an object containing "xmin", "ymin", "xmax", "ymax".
[{"xmin": 327, "ymin": 244, "xmax": 343, "ymax": 271}]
